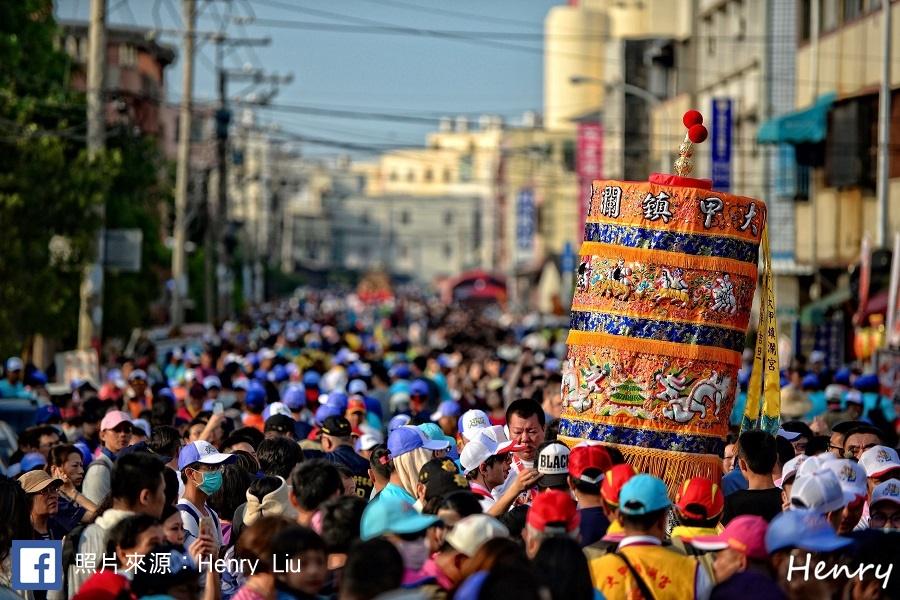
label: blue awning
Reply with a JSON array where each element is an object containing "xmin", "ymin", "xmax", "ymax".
[{"xmin": 757, "ymin": 92, "xmax": 837, "ymax": 145}]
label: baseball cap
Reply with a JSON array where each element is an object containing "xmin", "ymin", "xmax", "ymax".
[
  {"xmin": 35, "ymin": 405, "xmax": 62, "ymax": 425},
  {"xmin": 445, "ymin": 514, "xmax": 509, "ymax": 557},
  {"xmin": 600, "ymin": 463, "xmax": 636, "ymax": 506},
  {"xmin": 777, "ymin": 427, "xmax": 801, "ymax": 441},
  {"xmin": 526, "ymin": 489, "xmax": 579, "ymax": 534},
  {"xmin": 824, "ymin": 384, "xmax": 844, "ymax": 403},
  {"xmin": 360, "ymin": 496, "xmax": 439, "ymax": 540},
  {"xmin": 418, "ymin": 457, "xmax": 468, "ymax": 501},
  {"xmin": 346, "ymin": 397, "xmax": 367, "ymax": 416},
  {"xmin": 315, "ymin": 403, "xmax": 343, "ymax": 425},
  {"xmin": 675, "ymin": 477, "xmax": 725, "ymax": 521},
  {"xmin": 418, "ymin": 423, "xmax": 459, "ymax": 459},
  {"xmin": 302, "ymin": 370, "xmax": 322, "ymax": 388},
  {"xmin": 245, "ymin": 382, "xmax": 267, "ymax": 411},
  {"xmin": 321, "ymin": 416, "xmax": 352, "ymax": 438},
  {"xmin": 460, "ymin": 426, "xmax": 523, "ymax": 473},
  {"xmin": 618, "ymin": 474, "xmax": 671, "ymax": 516},
  {"xmin": 796, "ymin": 452, "xmax": 838, "ymax": 480},
  {"xmin": 860, "ymin": 445, "xmax": 900, "ymax": 478},
  {"xmin": 458, "ymin": 409, "xmax": 491, "ymax": 441},
  {"xmin": 132, "ymin": 418, "xmax": 151, "ymax": 438},
  {"xmin": 388, "ymin": 425, "xmax": 449, "ymax": 458},
  {"xmin": 388, "ymin": 414, "xmax": 412, "ymax": 434},
  {"xmin": 409, "ymin": 379, "xmax": 430, "ymax": 397},
  {"xmin": 100, "ymin": 410, "xmax": 133, "ymax": 431},
  {"xmin": 775, "ymin": 454, "xmax": 810, "ymax": 488},
  {"xmin": 262, "ymin": 402, "xmax": 293, "ymax": 420},
  {"xmin": 691, "ymin": 515, "xmax": 769, "ymax": 560},
  {"xmin": 18, "ymin": 470, "xmax": 63, "ymax": 494},
  {"xmin": 390, "ymin": 392, "xmax": 411, "ymax": 413},
  {"xmin": 389, "ymin": 363, "xmax": 411, "ymax": 379},
  {"xmin": 535, "ymin": 441, "xmax": 570, "ymax": 488},
  {"xmin": 356, "ymin": 432, "xmax": 384, "ymax": 452},
  {"xmin": 569, "ymin": 445, "xmax": 613, "ymax": 487},
  {"xmin": 20, "ymin": 452, "xmax": 47, "ymax": 473},
  {"xmin": 765, "ymin": 509, "xmax": 852, "ymax": 553},
  {"xmin": 348, "ymin": 379, "xmax": 368, "ymax": 395},
  {"xmin": 821, "ymin": 459, "xmax": 867, "ymax": 501},
  {"xmin": 845, "ymin": 390, "xmax": 864, "ymax": 406},
  {"xmin": 790, "ymin": 469, "xmax": 856, "ymax": 513},
  {"xmin": 128, "ymin": 369, "xmax": 147, "ymax": 382},
  {"xmin": 178, "ymin": 440, "xmax": 236, "ymax": 471},
  {"xmin": 202, "ymin": 375, "xmax": 222, "ymax": 390},
  {"xmin": 870, "ymin": 478, "xmax": 900, "ymax": 508},
  {"xmin": 282, "ymin": 384, "xmax": 306, "ymax": 411},
  {"xmin": 264, "ymin": 415, "xmax": 296, "ymax": 435},
  {"xmin": 72, "ymin": 570, "xmax": 131, "ymax": 600},
  {"xmin": 431, "ymin": 401, "xmax": 462, "ymax": 422},
  {"xmin": 5, "ymin": 357, "xmax": 23, "ymax": 372}
]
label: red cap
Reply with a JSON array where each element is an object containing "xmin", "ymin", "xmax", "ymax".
[
  {"xmin": 73, "ymin": 572, "xmax": 134, "ymax": 600},
  {"xmin": 600, "ymin": 463, "xmax": 636, "ymax": 506},
  {"xmin": 346, "ymin": 397, "xmax": 367, "ymax": 415},
  {"xmin": 569, "ymin": 445, "xmax": 613, "ymax": 486},
  {"xmin": 675, "ymin": 477, "xmax": 725, "ymax": 520},
  {"xmin": 527, "ymin": 489, "xmax": 579, "ymax": 534}
]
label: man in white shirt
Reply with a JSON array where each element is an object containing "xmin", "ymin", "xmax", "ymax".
[
  {"xmin": 461, "ymin": 425, "xmax": 539, "ymax": 516},
  {"xmin": 496, "ymin": 399, "xmax": 545, "ymax": 507},
  {"xmin": 176, "ymin": 440, "xmax": 236, "ymax": 550}
]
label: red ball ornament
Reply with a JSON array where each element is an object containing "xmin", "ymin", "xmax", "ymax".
[
  {"xmin": 682, "ymin": 110, "xmax": 703, "ymax": 128},
  {"xmin": 688, "ymin": 124, "xmax": 708, "ymax": 144}
]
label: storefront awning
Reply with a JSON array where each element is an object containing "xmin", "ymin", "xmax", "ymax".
[
  {"xmin": 799, "ymin": 284, "xmax": 851, "ymax": 326},
  {"xmin": 757, "ymin": 92, "xmax": 837, "ymax": 145}
]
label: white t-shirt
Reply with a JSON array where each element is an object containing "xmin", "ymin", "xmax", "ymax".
[{"xmin": 177, "ymin": 497, "xmax": 223, "ymax": 550}]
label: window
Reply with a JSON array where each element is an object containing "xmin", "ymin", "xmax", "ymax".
[
  {"xmin": 400, "ymin": 211, "xmax": 411, "ymax": 224},
  {"xmin": 361, "ymin": 211, "xmax": 370, "ymax": 225},
  {"xmin": 424, "ymin": 168, "xmax": 433, "ymax": 182},
  {"xmin": 799, "ymin": 0, "xmax": 812, "ymax": 42},
  {"xmin": 563, "ymin": 140, "xmax": 576, "ymax": 171},
  {"xmin": 704, "ymin": 16, "xmax": 715, "ymax": 56},
  {"xmin": 444, "ymin": 244, "xmax": 453, "ymax": 259},
  {"xmin": 444, "ymin": 211, "xmax": 453, "ymax": 226},
  {"xmin": 821, "ymin": 0, "xmax": 840, "ymax": 33},
  {"xmin": 406, "ymin": 170, "xmax": 415, "ymax": 182},
  {"xmin": 120, "ymin": 44, "xmax": 137, "ymax": 67},
  {"xmin": 443, "ymin": 168, "xmax": 452, "ymax": 182},
  {"xmin": 844, "ymin": 0, "xmax": 863, "ymax": 22},
  {"xmin": 389, "ymin": 170, "xmax": 398, "ymax": 182}
]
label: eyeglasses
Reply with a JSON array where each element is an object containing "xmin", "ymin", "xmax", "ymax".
[
  {"xmin": 34, "ymin": 486, "xmax": 60, "ymax": 498},
  {"xmin": 869, "ymin": 512, "xmax": 900, "ymax": 527}
]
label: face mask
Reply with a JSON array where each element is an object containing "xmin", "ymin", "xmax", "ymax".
[
  {"xmin": 195, "ymin": 470, "xmax": 223, "ymax": 495},
  {"xmin": 395, "ymin": 538, "xmax": 428, "ymax": 571}
]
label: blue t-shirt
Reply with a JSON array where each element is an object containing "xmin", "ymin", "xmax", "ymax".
[
  {"xmin": 722, "ymin": 468, "xmax": 748, "ymax": 496},
  {"xmin": 374, "ymin": 483, "xmax": 416, "ymax": 505},
  {"xmin": 578, "ymin": 507, "xmax": 611, "ymax": 547}
]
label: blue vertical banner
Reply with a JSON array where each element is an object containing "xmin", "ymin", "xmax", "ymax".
[
  {"xmin": 516, "ymin": 187, "xmax": 536, "ymax": 265},
  {"xmin": 711, "ymin": 98, "xmax": 733, "ymax": 192}
]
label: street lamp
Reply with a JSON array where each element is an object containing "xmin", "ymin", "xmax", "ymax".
[{"xmin": 570, "ymin": 75, "xmax": 670, "ymax": 173}]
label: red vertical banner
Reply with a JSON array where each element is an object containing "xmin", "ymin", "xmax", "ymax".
[
  {"xmin": 854, "ymin": 234, "xmax": 872, "ymax": 326},
  {"xmin": 577, "ymin": 122, "xmax": 603, "ymax": 235}
]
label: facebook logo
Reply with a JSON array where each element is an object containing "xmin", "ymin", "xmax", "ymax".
[{"xmin": 11, "ymin": 540, "xmax": 63, "ymax": 591}]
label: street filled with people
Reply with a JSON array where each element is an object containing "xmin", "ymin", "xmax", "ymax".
[{"xmin": 0, "ymin": 291, "xmax": 898, "ymax": 600}]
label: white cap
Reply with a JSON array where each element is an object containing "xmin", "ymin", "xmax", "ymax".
[
  {"xmin": 536, "ymin": 442, "xmax": 570, "ymax": 488},
  {"xmin": 203, "ymin": 375, "xmax": 222, "ymax": 390},
  {"xmin": 460, "ymin": 426, "xmax": 522, "ymax": 474},
  {"xmin": 796, "ymin": 452, "xmax": 838, "ymax": 480},
  {"xmin": 132, "ymin": 418, "xmax": 151, "ymax": 438},
  {"xmin": 824, "ymin": 384, "xmax": 844, "ymax": 402},
  {"xmin": 871, "ymin": 478, "xmax": 900, "ymax": 508},
  {"xmin": 5, "ymin": 357, "xmax": 23, "ymax": 372},
  {"xmin": 348, "ymin": 379, "xmax": 368, "ymax": 395},
  {"xmin": 845, "ymin": 390, "xmax": 863, "ymax": 406},
  {"xmin": 356, "ymin": 432, "xmax": 383, "ymax": 452},
  {"xmin": 459, "ymin": 409, "xmax": 491, "ymax": 441},
  {"xmin": 264, "ymin": 402, "xmax": 293, "ymax": 419},
  {"xmin": 821, "ymin": 458, "xmax": 867, "ymax": 501},
  {"xmin": 777, "ymin": 428, "xmax": 802, "ymax": 441},
  {"xmin": 232, "ymin": 377, "xmax": 249, "ymax": 391},
  {"xmin": 790, "ymin": 468, "xmax": 857, "ymax": 514},
  {"xmin": 776, "ymin": 454, "xmax": 810, "ymax": 488},
  {"xmin": 128, "ymin": 369, "xmax": 147, "ymax": 382},
  {"xmin": 259, "ymin": 348, "xmax": 277, "ymax": 361},
  {"xmin": 859, "ymin": 445, "xmax": 900, "ymax": 478},
  {"xmin": 444, "ymin": 514, "xmax": 509, "ymax": 557}
]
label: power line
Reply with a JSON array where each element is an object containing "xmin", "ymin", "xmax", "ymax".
[{"xmin": 351, "ymin": 0, "xmax": 543, "ymax": 30}]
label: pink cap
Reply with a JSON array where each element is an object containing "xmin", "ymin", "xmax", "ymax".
[
  {"xmin": 690, "ymin": 515, "xmax": 769, "ymax": 560},
  {"xmin": 100, "ymin": 410, "xmax": 133, "ymax": 431}
]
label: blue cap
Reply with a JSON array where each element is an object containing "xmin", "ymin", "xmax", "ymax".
[
  {"xmin": 765, "ymin": 509, "xmax": 852, "ymax": 553},
  {"xmin": 388, "ymin": 414, "xmax": 412, "ymax": 434},
  {"xmin": 360, "ymin": 496, "xmax": 440, "ymax": 540},
  {"xmin": 245, "ymin": 381, "xmax": 267, "ymax": 411},
  {"xmin": 388, "ymin": 425, "xmax": 449, "ymax": 458},
  {"xmin": 409, "ymin": 379, "xmax": 429, "ymax": 396},
  {"xmin": 35, "ymin": 405, "xmax": 61, "ymax": 424},
  {"xmin": 363, "ymin": 396, "xmax": 383, "ymax": 419},
  {"xmin": 618, "ymin": 474, "xmax": 671, "ymax": 516},
  {"xmin": 327, "ymin": 392, "xmax": 349, "ymax": 412},
  {"xmin": 73, "ymin": 441, "xmax": 93, "ymax": 468},
  {"xmin": 347, "ymin": 363, "xmax": 362, "ymax": 379},
  {"xmin": 854, "ymin": 373, "xmax": 880, "ymax": 392},
  {"xmin": 802, "ymin": 373, "xmax": 820, "ymax": 390},
  {"xmin": 390, "ymin": 364, "xmax": 411, "ymax": 379},
  {"xmin": 157, "ymin": 388, "xmax": 176, "ymax": 405},
  {"xmin": 21, "ymin": 452, "xmax": 47, "ymax": 473},
  {"xmin": 271, "ymin": 364, "xmax": 289, "ymax": 383},
  {"xmin": 455, "ymin": 572, "xmax": 489, "ymax": 600},
  {"xmin": 283, "ymin": 384, "xmax": 306, "ymax": 411},
  {"xmin": 834, "ymin": 368, "xmax": 851, "ymax": 386},
  {"xmin": 315, "ymin": 403, "xmax": 342, "ymax": 426},
  {"xmin": 430, "ymin": 401, "xmax": 461, "ymax": 421},
  {"xmin": 418, "ymin": 423, "xmax": 459, "ymax": 460},
  {"xmin": 302, "ymin": 370, "xmax": 321, "ymax": 388},
  {"xmin": 27, "ymin": 370, "xmax": 48, "ymax": 386},
  {"xmin": 177, "ymin": 440, "xmax": 236, "ymax": 471}
]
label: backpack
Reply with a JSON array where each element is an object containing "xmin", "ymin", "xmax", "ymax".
[{"xmin": 61, "ymin": 523, "xmax": 89, "ymax": 595}]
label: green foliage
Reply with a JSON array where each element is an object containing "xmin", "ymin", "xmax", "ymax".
[{"xmin": 0, "ymin": 0, "xmax": 123, "ymax": 356}]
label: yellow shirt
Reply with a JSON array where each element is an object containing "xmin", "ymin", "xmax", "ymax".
[
  {"xmin": 669, "ymin": 524, "xmax": 723, "ymax": 540},
  {"xmin": 589, "ymin": 538, "xmax": 704, "ymax": 600}
]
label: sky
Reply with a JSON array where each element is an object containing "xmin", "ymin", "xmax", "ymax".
[{"xmin": 55, "ymin": 0, "xmax": 563, "ymax": 156}]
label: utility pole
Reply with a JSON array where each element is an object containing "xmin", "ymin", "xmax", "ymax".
[
  {"xmin": 171, "ymin": 0, "xmax": 196, "ymax": 328},
  {"xmin": 77, "ymin": 0, "xmax": 106, "ymax": 351},
  {"xmin": 876, "ymin": 0, "xmax": 892, "ymax": 248}
]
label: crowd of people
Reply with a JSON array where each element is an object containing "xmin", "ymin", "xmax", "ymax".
[{"xmin": 0, "ymin": 290, "xmax": 897, "ymax": 600}]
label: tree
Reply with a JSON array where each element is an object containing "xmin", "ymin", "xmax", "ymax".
[{"xmin": 0, "ymin": 0, "xmax": 121, "ymax": 357}]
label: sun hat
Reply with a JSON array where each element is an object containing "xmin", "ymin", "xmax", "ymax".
[{"xmin": 360, "ymin": 496, "xmax": 439, "ymax": 540}]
